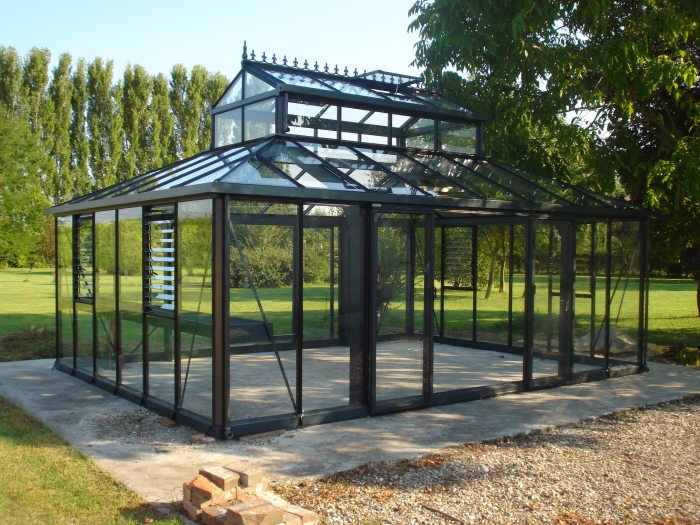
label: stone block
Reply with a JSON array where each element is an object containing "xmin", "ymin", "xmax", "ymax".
[
  {"xmin": 183, "ymin": 482, "xmax": 192, "ymax": 501},
  {"xmin": 157, "ymin": 416, "xmax": 178, "ymax": 428},
  {"xmin": 282, "ymin": 511, "xmax": 302, "ymax": 525},
  {"xmin": 227, "ymin": 500, "xmax": 283, "ymax": 525},
  {"xmin": 183, "ymin": 498, "xmax": 202, "ymax": 521},
  {"xmin": 202, "ymin": 505, "xmax": 229, "ymax": 525},
  {"xmin": 200, "ymin": 465, "xmax": 240, "ymax": 490},
  {"xmin": 224, "ymin": 463, "xmax": 263, "ymax": 487},
  {"xmin": 192, "ymin": 434, "xmax": 217, "ymax": 444},
  {"xmin": 236, "ymin": 485, "xmax": 257, "ymax": 499},
  {"xmin": 282, "ymin": 505, "xmax": 318, "ymax": 524}
]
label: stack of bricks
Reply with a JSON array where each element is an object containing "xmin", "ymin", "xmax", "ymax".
[{"xmin": 182, "ymin": 463, "xmax": 318, "ymax": 525}]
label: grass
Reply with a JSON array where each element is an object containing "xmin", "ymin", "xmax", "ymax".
[
  {"xmin": 0, "ymin": 268, "xmax": 698, "ymax": 351},
  {"xmin": 0, "ymin": 395, "xmax": 183, "ymax": 524}
]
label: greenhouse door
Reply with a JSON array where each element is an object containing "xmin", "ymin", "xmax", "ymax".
[
  {"xmin": 371, "ymin": 211, "xmax": 434, "ymax": 412},
  {"xmin": 532, "ymin": 220, "xmax": 576, "ymax": 383}
]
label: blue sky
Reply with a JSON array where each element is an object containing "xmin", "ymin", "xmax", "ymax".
[{"xmin": 1, "ymin": 0, "xmax": 421, "ymax": 80}]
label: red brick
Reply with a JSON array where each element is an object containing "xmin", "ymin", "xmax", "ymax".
[
  {"xmin": 183, "ymin": 482, "xmax": 192, "ymax": 501},
  {"xmin": 227, "ymin": 500, "xmax": 283, "ymax": 525},
  {"xmin": 200, "ymin": 466, "xmax": 240, "ymax": 490},
  {"xmin": 182, "ymin": 498, "xmax": 202, "ymax": 521},
  {"xmin": 223, "ymin": 463, "xmax": 263, "ymax": 487},
  {"xmin": 282, "ymin": 505, "xmax": 318, "ymax": 524},
  {"xmin": 187, "ymin": 475, "xmax": 223, "ymax": 500},
  {"xmin": 282, "ymin": 511, "xmax": 302, "ymax": 525},
  {"xmin": 157, "ymin": 416, "xmax": 178, "ymax": 428},
  {"xmin": 202, "ymin": 505, "xmax": 229, "ymax": 525},
  {"xmin": 192, "ymin": 434, "xmax": 217, "ymax": 444}
]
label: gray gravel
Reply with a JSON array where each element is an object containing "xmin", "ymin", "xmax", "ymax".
[{"xmin": 274, "ymin": 395, "xmax": 700, "ymax": 525}]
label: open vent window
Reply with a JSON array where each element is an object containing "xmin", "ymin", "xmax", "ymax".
[
  {"xmin": 144, "ymin": 205, "xmax": 176, "ymax": 315},
  {"xmin": 73, "ymin": 214, "xmax": 94, "ymax": 301}
]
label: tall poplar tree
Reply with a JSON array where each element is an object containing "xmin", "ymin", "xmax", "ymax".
[
  {"xmin": 21, "ymin": 47, "xmax": 51, "ymax": 133},
  {"xmin": 47, "ymin": 53, "xmax": 73, "ymax": 203},
  {"xmin": 121, "ymin": 63, "xmax": 153, "ymax": 179},
  {"xmin": 148, "ymin": 73, "xmax": 174, "ymax": 169},
  {"xmin": 170, "ymin": 64, "xmax": 208, "ymax": 159},
  {"xmin": 200, "ymin": 71, "xmax": 229, "ymax": 150},
  {"xmin": 70, "ymin": 58, "xmax": 90, "ymax": 197},
  {"xmin": 0, "ymin": 46, "xmax": 24, "ymax": 118}
]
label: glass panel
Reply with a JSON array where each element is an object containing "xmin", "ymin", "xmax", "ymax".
[
  {"xmin": 301, "ymin": 206, "xmax": 365, "ymax": 411},
  {"xmin": 144, "ymin": 206, "xmax": 176, "ymax": 314},
  {"xmin": 299, "ymin": 142, "xmax": 421, "ymax": 194},
  {"xmin": 74, "ymin": 215, "xmax": 93, "ymax": 300},
  {"xmin": 405, "ymin": 118, "xmax": 435, "ymax": 149},
  {"xmin": 218, "ymin": 74, "xmax": 243, "ymax": 106},
  {"xmin": 414, "ymin": 92, "xmax": 468, "ymax": 111},
  {"xmin": 57, "ymin": 217, "xmax": 73, "ymax": 366},
  {"xmin": 229, "ymin": 201, "xmax": 298, "ymax": 421},
  {"xmin": 440, "ymin": 122, "xmax": 477, "ymax": 154},
  {"xmin": 413, "ymin": 154, "xmax": 518, "ymax": 200},
  {"xmin": 220, "ymin": 156, "xmax": 297, "ymax": 187},
  {"xmin": 439, "ymin": 226, "xmax": 474, "ymax": 341},
  {"xmin": 215, "ymin": 108, "xmax": 242, "ymax": 148},
  {"xmin": 244, "ymin": 99, "xmax": 276, "ymax": 141},
  {"xmin": 356, "ymin": 147, "xmax": 467, "ymax": 197},
  {"xmin": 95, "ymin": 211, "xmax": 117, "ymax": 382},
  {"xmin": 146, "ymin": 316, "xmax": 175, "ymax": 406},
  {"xmin": 119, "ymin": 207, "xmax": 143, "ymax": 392},
  {"xmin": 75, "ymin": 302, "xmax": 93, "ymax": 374},
  {"xmin": 476, "ymin": 225, "xmax": 512, "ymax": 345},
  {"xmin": 178, "ymin": 200, "xmax": 213, "ymax": 419},
  {"xmin": 266, "ymin": 70, "xmax": 334, "ymax": 90},
  {"xmin": 261, "ymin": 140, "xmax": 361, "ymax": 191},
  {"xmin": 328, "ymin": 80, "xmax": 385, "ymax": 99},
  {"xmin": 245, "ymin": 73, "xmax": 274, "ymax": 99},
  {"xmin": 375, "ymin": 213, "xmax": 429, "ymax": 403},
  {"xmin": 511, "ymin": 224, "xmax": 527, "ymax": 347},
  {"xmin": 160, "ymin": 148, "xmax": 249, "ymax": 189},
  {"xmin": 287, "ymin": 98, "xmax": 338, "ymax": 139},
  {"xmin": 608, "ymin": 221, "xmax": 641, "ymax": 367}
]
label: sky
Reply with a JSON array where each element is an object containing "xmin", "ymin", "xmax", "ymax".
[{"xmin": 1, "ymin": 0, "xmax": 423, "ymax": 80}]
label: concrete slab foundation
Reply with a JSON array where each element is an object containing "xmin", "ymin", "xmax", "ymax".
[{"xmin": 0, "ymin": 358, "xmax": 697, "ymax": 505}]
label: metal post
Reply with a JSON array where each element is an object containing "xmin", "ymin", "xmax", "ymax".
[
  {"xmin": 590, "ymin": 224, "xmax": 597, "ymax": 358},
  {"xmin": 212, "ymin": 196, "xmax": 230, "ymax": 437},
  {"xmin": 440, "ymin": 226, "xmax": 445, "ymax": 338},
  {"xmin": 523, "ymin": 217, "xmax": 536, "ymax": 389},
  {"xmin": 508, "ymin": 225, "xmax": 514, "ymax": 347},
  {"xmin": 604, "ymin": 219, "xmax": 612, "ymax": 374},
  {"xmin": 296, "ymin": 205, "xmax": 304, "ymax": 419},
  {"xmin": 424, "ymin": 214, "xmax": 435, "ymax": 402},
  {"xmin": 54, "ymin": 216, "xmax": 60, "ymax": 364},
  {"xmin": 330, "ymin": 227, "xmax": 335, "ymax": 340},
  {"xmin": 92, "ymin": 214, "xmax": 98, "ymax": 379},
  {"xmin": 174, "ymin": 205, "xmax": 181, "ymax": 409},
  {"xmin": 638, "ymin": 220, "xmax": 649, "ymax": 370},
  {"xmin": 142, "ymin": 208, "xmax": 149, "ymax": 399},
  {"xmin": 115, "ymin": 211, "xmax": 121, "ymax": 386},
  {"xmin": 547, "ymin": 225, "xmax": 553, "ymax": 354},
  {"xmin": 472, "ymin": 226, "xmax": 477, "ymax": 341}
]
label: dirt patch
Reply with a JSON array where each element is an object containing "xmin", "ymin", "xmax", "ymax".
[
  {"xmin": 648, "ymin": 345, "xmax": 700, "ymax": 368},
  {"xmin": 0, "ymin": 328, "xmax": 56, "ymax": 362}
]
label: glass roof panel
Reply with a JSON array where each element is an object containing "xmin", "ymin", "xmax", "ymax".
[
  {"xmin": 261, "ymin": 140, "xmax": 363, "ymax": 191},
  {"xmin": 354, "ymin": 146, "xmax": 470, "ymax": 197},
  {"xmin": 323, "ymin": 79, "xmax": 386, "ymax": 99},
  {"xmin": 299, "ymin": 141, "xmax": 425, "ymax": 195},
  {"xmin": 169, "ymin": 148, "xmax": 250, "ymax": 188},
  {"xmin": 454, "ymin": 158, "xmax": 567, "ymax": 204},
  {"xmin": 412, "ymin": 153, "xmax": 519, "ymax": 201},
  {"xmin": 218, "ymin": 74, "xmax": 243, "ymax": 107},
  {"xmin": 265, "ymin": 70, "xmax": 333, "ymax": 91},
  {"xmin": 412, "ymin": 92, "xmax": 468, "ymax": 112},
  {"xmin": 245, "ymin": 73, "xmax": 274, "ymax": 98},
  {"xmin": 219, "ymin": 156, "xmax": 297, "ymax": 187}
]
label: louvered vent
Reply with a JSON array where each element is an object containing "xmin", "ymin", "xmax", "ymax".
[
  {"xmin": 74, "ymin": 215, "xmax": 94, "ymax": 300},
  {"xmin": 144, "ymin": 205, "xmax": 176, "ymax": 314}
]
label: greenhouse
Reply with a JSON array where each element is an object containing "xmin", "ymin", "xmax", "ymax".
[{"xmin": 47, "ymin": 48, "xmax": 651, "ymax": 438}]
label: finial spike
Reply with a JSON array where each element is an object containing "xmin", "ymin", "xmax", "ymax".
[
  {"xmin": 353, "ymin": 68, "xmax": 358, "ymax": 76},
  {"xmin": 334, "ymin": 64, "xmax": 339, "ymax": 74},
  {"xmin": 293, "ymin": 57, "xmax": 298, "ymax": 67},
  {"xmin": 242, "ymin": 40, "xmax": 248, "ymax": 60},
  {"xmin": 272, "ymin": 53, "xmax": 277, "ymax": 64},
  {"xmin": 344, "ymin": 66, "xmax": 348, "ymax": 76},
  {"xmin": 283, "ymin": 55, "xmax": 288, "ymax": 66},
  {"xmin": 314, "ymin": 61, "xmax": 319, "ymax": 71},
  {"xmin": 261, "ymin": 51, "xmax": 267, "ymax": 62},
  {"xmin": 250, "ymin": 49, "xmax": 256, "ymax": 60},
  {"xmin": 303, "ymin": 59, "xmax": 309, "ymax": 69},
  {"xmin": 324, "ymin": 63, "xmax": 329, "ymax": 73}
]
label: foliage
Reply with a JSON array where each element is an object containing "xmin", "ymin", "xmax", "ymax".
[
  {"xmin": 409, "ymin": 0, "xmax": 700, "ymax": 312},
  {"xmin": 0, "ymin": 111, "xmax": 51, "ymax": 267}
]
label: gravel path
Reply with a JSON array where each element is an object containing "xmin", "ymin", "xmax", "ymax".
[{"xmin": 273, "ymin": 395, "xmax": 700, "ymax": 525}]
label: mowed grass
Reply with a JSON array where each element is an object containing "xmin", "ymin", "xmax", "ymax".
[
  {"xmin": 0, "ymin": 268, "xmax": 698, "ymax": 348},
  {"xmin": 0, "ymin": 396, "xmax": 183, "ymax": 524}
]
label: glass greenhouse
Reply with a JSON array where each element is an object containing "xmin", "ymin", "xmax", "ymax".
[{"xmin": 47, "ymin": 50, "xmax": 651, "ymax": 438}]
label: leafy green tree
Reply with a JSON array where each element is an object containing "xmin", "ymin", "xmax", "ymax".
[
  {"xmin": 200, "ymin": 72, "xmax": 229, "ymax": 150},
  {"xmin": 410, "ymin": 0, "xmax": 700, "ymax": 313},
  {"xmin": 47, "ymin": 53, "xmax": 73, "ymax": 203},
  {"xmin": 121, "ymin": 64, "xmax": 153, "ymax": 179},
  {"xmin": 0, "ymin": 46, "xmax": 24, "ymax": 118},
  {"xmin": 70, "ymin": 58, "xmax": 90, "ymax": 197},
  {"xmin": 0, "ymin": 110, "xmax": 51, "ymax": 267},
  {"xmin": 21, "ymin": 47, "xmax": 51, "ymax": 134},
  {"xmin": 170, "ymin": 64, "xmax": 208, "ymax": 159},
  {"xmin": 148, "ymin": 73, "xmax": 174, "ymax": 169}
]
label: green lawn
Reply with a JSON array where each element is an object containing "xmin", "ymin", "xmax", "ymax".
[
  {"xmin": 0, "ymin": 268, "xmax": 698, "ymax": 348},
  {"xmin": 0, "ymin": 396, "xmax": 183, "ymax": 524}
]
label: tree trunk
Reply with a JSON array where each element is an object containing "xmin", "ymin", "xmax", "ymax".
[
  {"xmin": 696, "ymin": 278, "xmax": 699, "ymax": 317},
  {"xmin": 484, "ymin": 251, "xmax": 496, "ymax": 299},
  {"xmin": 499, "ymin": 256, "xmax": 506, "ymax": 293}
]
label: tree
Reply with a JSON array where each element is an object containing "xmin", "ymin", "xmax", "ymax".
[
  {"xmin": 0, "ymin": 110, "xmax": 51, "ymax": 267},
  {"xmin": 0, "ymin": 46, "xmax": 24, "ymax": 118},
  {"xmin": 47, "ymin": 53, "xmax": 73, "ymax": 203},
  {"xmin": 148, "ymin": 73, "xmax": 174, "ymax": 169},
  {"xmin": 409, "ymin": 0, "xmax": 700, "ymax": 314},
  {"xmin": 70, "ymin": 58, "xmax": 90, "ymax": 197},
  {"xmin": 170, "ymin": 64, "xmax": 208, "ymax": 159},
  {"xmin": 121, "ymin": 64, "xmax": 153, "ymax": 179}
]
